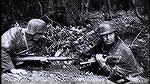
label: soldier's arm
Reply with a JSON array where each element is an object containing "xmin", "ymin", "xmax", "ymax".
[
  {"xmin": 1, "ymin": 48, "xmax": 15, "ymax": 72},
  {"xmin": 111, "ymin": 49, "xmax": 144, "ymax": 77},
  {"xmin": 1, "ymin": 27, "xmax": 21, "ymax": 72}
]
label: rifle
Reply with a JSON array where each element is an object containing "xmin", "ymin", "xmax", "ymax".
[
  {"xmin": 80, "ymin": 56, "xmax": 121, "ymax": 65},
  {"xmin": 14, "ymin": 56, "xmax": 77, "ymax": 62}
]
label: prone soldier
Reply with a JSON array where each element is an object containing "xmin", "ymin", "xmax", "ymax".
[
  {"xmin": 79, "ymin": 21, "xmax": 146, "ymax": 82},
  {"xmin": 1, "ymin": 19, "xmax": 51, "ymax": 74}
]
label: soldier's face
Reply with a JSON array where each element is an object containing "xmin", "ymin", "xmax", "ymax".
[
  {"xmin": 33, "ymin": 33, "xmax": 47, "ymax": 42},
  {"xmin": 101, "ymin": 32, "xmax": 115, "ymax": 45}
]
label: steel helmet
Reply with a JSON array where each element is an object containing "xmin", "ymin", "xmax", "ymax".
[
  {"xmin": 95, "ymin": 21, "xmax": 116, "ymax": 36},
  {"xmin": 25, "ymin": 19, "xmax": 47, "ymax": 35}
]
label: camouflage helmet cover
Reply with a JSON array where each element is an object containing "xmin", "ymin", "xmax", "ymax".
[
  {"xmin": 95, "ymin": 21, "xmax": 116, "ymax": 35},
  {"xmin": 26, "ymin": 19, "xmax": 47, "ymax": 35}
]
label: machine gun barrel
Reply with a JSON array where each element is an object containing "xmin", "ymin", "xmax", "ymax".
[{"xmin": 14, "ymin": 56, "xmax": 77, "ymax": 62}]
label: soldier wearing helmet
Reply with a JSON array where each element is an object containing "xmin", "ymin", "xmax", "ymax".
[
  {"xmin": 80, "ymin": 21, "xmax": 146, "ymax": 82},
  {"xmin": 96, "ymin": 21, "xmax": 116, "ymax": 45},
  {"xmin": 1, "ymin": 19, "xmax": 50, "ymax": 74},
  {"xmin": 26, "ymin": 19, "xmax": 47, "ymax": 34}
]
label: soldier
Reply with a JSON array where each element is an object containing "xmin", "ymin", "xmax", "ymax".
[
  {"xmin": 80, "ymin": 21, "xmax": 146, "ymax": 82},
  {"xmin": 1, "ymin": 19, "xmax": 51, "ymax": 74}
]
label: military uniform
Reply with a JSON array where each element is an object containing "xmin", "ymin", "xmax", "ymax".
[
  {"xmin": 81, "ymin": 36, "xmax": 143, "ymax": 78},
  {"xmin": 1, "ymin": 27, "xmax": 48, "ymax": 72}
]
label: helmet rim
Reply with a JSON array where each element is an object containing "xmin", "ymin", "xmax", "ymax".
[
  {"xmin": 25, "ymin": 19, "xmax": 46, "ymax": 35},
  {"xmin": 95, "ymin": 21, "xmax": 116, "ymax": 36}
]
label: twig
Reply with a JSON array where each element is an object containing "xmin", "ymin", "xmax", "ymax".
[
  {"xmin": 130, "ymin": 27, "xmax": 145, "ymax": 48},
  {"xmin": 38, "ymin": 0, "xmax": 43, "ymax": 16},
  {"xmin": 40, "ymin": 11, "xmax": 55, "ymax": 19},
  {"xmin": 44, "ymin": 15, "xmax": 63, "ymax": 28}
]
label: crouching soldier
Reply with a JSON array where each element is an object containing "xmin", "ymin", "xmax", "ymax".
[
  {"xmin": 79, "ymin": 21, "xmax": 147, "ymax": 83},
  {"xmin": 1, "ymin": 19, "xmax": 51, "ymax": 74}
]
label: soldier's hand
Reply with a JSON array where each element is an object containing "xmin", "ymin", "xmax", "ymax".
[{"xmin": 95, "ymin": 54, "xmax": 106, "ymax": 67}]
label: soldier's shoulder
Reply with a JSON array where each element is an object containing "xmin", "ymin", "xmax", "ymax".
[
  {"xmin": 7, "ymin": 27, "xmax": 24, "ymax": 33},
  {"xmin": 2, "ymin": 27, "xmax": 24, "ymax": 37},
  {"xmin": 117, "ymin": 37, "xmax": 131, "ymax": 51},
  {"xmin": 116, "ymin": 40, "xmax": 134, "ymax": 57},
  {"xmin": 10, "ymin": 26, "xmax": 23, "ymax": 31}
]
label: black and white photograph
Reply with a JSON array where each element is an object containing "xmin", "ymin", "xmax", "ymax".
[{"xmin": 1, "ymin": 0, "xmax": 149, "ymax": 84}]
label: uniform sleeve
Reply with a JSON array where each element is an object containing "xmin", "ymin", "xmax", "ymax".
[
  {"xmin": 1, "ymin": 49, "xmax": 15, "ymax": 72},
  {"xmin": 1, "ymin": 27, "xmax": 21, "ymax": 72},
  {"xmin": 114, "ymin": 47, "xmax": 144, "ymax": 77}
]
